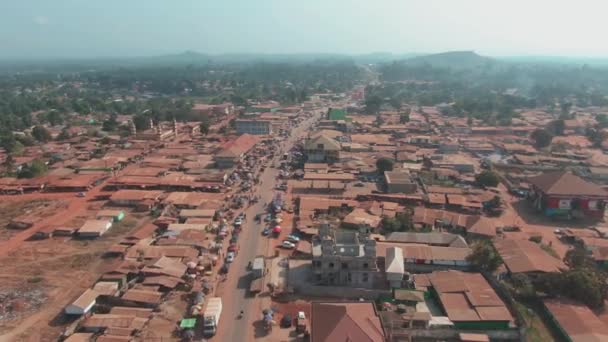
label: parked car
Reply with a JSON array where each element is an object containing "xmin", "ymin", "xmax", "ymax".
[
  {"xmin": 281, "ymin": 314, "xmax": 293, "ymax": 328},
  {"xmin": 286, "ymin": 234, "xmax": 300, "ymax": 243},
  {"xmin": 226, "ymin": 252, "xmax": 236, "ymax": 263},
  {"xmin": 281, "ymin": 241, "xmax": 296, "ymax": 249},
  {"xmin": 262, "ymin": 228, "xmax": 270, "ymax": 236},
  {"xmin": 76, "ymin": 192, "xmax": 87, "ymax": 197},
  {"xmin": 234, "ymin": 219, "xmax": 243, "ymax": 226},
  {"xmin": 353, "ymin": 182, "xmax": 365, "ymax": 187},
  {"xmin": 228, "ymin": 244, "xmax": 238, "ymax": 253},
  {"xmin": 220, "ymin": 263, "xmax": 230, "ymax": 274}
]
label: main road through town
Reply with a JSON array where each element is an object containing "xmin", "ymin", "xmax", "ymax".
[{"xmin": 214, "ymin": 110, "xmax": 323, "ymax": 342}]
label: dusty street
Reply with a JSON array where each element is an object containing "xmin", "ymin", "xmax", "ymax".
[
  {"xmin": 214, "ymin": 110, "xmax": 323, "ymax": 342},
  {"xmin": 0, "ymin": 164, "xmax": 138, "ymax": 258}
]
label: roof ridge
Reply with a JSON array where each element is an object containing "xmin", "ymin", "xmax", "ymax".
[{"xmin": 345, "ymin": 308, "xmax": 381, "ymax": 341}]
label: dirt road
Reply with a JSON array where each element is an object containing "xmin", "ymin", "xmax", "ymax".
[
  {"xmin": 0, "ymin": 164, "xmax": 137, "ymax": 258},
  {"xmin": 213, "ymin": 111, "xmax": 323, "ymax": 342}
]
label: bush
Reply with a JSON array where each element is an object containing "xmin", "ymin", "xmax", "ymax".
[
  {"xmin": 376, "ymin": 157, "xmax": 394, "ymax": 173},
  {"xmin": 475, "ymin": 170, "xmax": 500, "ymax": 187}
]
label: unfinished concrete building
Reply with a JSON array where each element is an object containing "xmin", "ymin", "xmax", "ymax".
[{"xmin": 312, "ymin": 224, "xmax": 379, "ymax": 288}]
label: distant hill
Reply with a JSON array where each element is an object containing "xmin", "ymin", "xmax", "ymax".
[{"xmin": 403, "ymin": 51, "xmax": 495, "ymax": 69}]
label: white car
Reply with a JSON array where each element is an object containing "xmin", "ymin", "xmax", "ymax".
[
  {"xmin": 286, "ymin": 235, "xmax": 300, "ymax": 243},
  {"xmin": 226, "ymin": 251, "xmax": 236, "ymax": 263},
  {"xmin": 281, "ymin": 241, "xmax": 296, "ymax": 249}
]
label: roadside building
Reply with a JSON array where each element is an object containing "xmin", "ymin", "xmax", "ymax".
[
  {"xmin": 120, "ymin": 289, "xmax": 163, "ymax": 308},
  {"xmin": 178, "ymin": 209, "xmax": 216, "ymax": 221},
  {"xmin": 304, "ymin": 134, "xmax": 341, "ymax": 163},
  {"xmin": 312, "ymin": 226, "xmax": 379, "ymax": 288},
  {"xmin": 528, "ymin": 171, "xmax": 608, "ymax": 219},
  {"xmin": 235, "ymin": 119, "xmax": 273, "ymax": 135},
  {"xmin": 214, "ymin": 134, "xmax": 258, "ymax": 168}
]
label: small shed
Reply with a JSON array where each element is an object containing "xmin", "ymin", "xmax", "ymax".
[
  {"xmin": 53, "ymin": 227, "xmax": 78, "ymax": 236},
  {"xmin": 65, "ymin": 289, "xmax": 99, "ymax": 315},
  {"xmin": 78, "ymin": 220, "xmax": 113, "ymax": 238},
  {"xmin": 93, "ymin": 281, "xmax": 120, "ymax": 296},
  {"xmin": 394, "ymin": 289, "xmax": 426, "ymax": 306},
  {"xmin": 96, "ymin": 210, "xmax": 125, "ymax": 222}
]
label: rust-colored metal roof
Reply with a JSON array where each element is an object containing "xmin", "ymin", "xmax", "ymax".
[
  {"xmin": 494, "ymin": 239, "xmax": 567, "ymax": 274},
  {"xmin": 544, "ymin": 299, "xmax": 608, "ymax": 341},
  {"xmin": 528, "ymin": 171, "xmax": 608, "ymax": 197},
  {"xmin": 311, "ymin": 302, "xmax": 385, "ymax": 342}
]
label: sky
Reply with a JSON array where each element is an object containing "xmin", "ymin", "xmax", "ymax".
[{"xmin": 1, "ymin": 0, "xmax": 608, "ymax": 59}]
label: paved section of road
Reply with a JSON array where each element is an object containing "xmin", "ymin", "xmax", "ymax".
[{"xmin": 214, "ymin": 111, "xmax": 322, "ymax": 342}]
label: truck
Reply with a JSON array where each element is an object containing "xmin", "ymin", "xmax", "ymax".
[
  {"xmin": 249, "ymin": 256, "xmax": 266, "ymax": 294},
  {"xmin": 202, "ymin": 297, "xmax": 222, "ymax": 337},
  {"xmin": 252, "ymin": 256, "xmax": 265, "ymax": 279}
]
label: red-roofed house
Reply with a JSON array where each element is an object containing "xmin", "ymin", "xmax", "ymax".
[
  {"xmin": 311, "ymin": 302, "xmax": 385, "ymax": 342},
  {"xmin": 214, "ymin": 134, "xmax": 258, "ymax": 168},
  {"xmin": 528, "ymin": 171, "xmax": 608, "ymax": 219}
]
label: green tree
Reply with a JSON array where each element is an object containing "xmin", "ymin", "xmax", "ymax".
[
  {"xmin": 365, "ymin": 95, "xmax": 383, "ymax": 114},
  {"xmin": 381, "ymin": 212, "xmax": 412, "ymax": 233},
  {"xmin": 57, "ymin": 128, "xmax": 72, "ymax": 141},
  {"xmin": 31, "ymin": 125, "xmax": 52, "ymax": 142},
  {"xmin": 376, "ymin": 157, "xmax": 394, "ymax": 173},
  {"xmin": 200, "ymin": 118, "xmax": 210, "ymax": 135},
  {"xmin": 389, "ymin": 97, "xmax": 402, "ymax": 110},
  {"xmin": 531, "ymin": 128, "xmax": 553, "ymax": 148},
  {"xmin": 102, "ymin": 113, "xmax": 119, "ymax": 132},
  {"xmin": 133, "ymin": 115, "xmax": 149, "ymax": 131},
  {"xmin": 547, "ymin": 119, "xmax": 565, "ymax": 136},
  {"xmin": 2, "ymin": 154, "xmax": 15, "ymax": 175},
  {"xmin": 466, "ymin": 241, "xmax": 503, "ymax": 272},
  {"xmin": 597, "ymin": 114, "xmax": 608, "ymax": 129},
  {"xmin": 537, "ymin": 268, "xmax": 607, "ymax": 309},
  {"xmin": 18, "ymin": 159, "xmax": 48, "ymax": 178},
  {"xmin": 564, "ymin": 247, "xmax": 595, "ymax": 269},
  {"xmin": 475, "ymin": 170, "xmax": 500, "ymax": 187},
  {"xmin": 560, "ymin": 101, "xmax": 572, "ymax": 116}
]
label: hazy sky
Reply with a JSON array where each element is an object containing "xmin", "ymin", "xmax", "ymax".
[{"xmin": 2, "ymin": 0, "xmax": 608, "ymax": 58}]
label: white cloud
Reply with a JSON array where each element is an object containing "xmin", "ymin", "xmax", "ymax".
[{"xmin": 33, "ymin": 16, "xmax": 49, "ymax": 26}]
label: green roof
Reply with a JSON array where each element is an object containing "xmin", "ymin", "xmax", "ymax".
[
  {"xmin": 180, "ymin": 318, "xmax": 197, "ymax": 328},
  {"xmin": 328, "ymin": 108, "xmax": 347, "ymax": 120}
]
